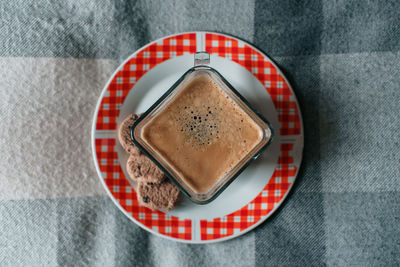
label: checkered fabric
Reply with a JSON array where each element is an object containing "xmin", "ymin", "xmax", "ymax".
[{"xmin": 2, "ymin": 0, "xmax": 399, "ymax": 265}]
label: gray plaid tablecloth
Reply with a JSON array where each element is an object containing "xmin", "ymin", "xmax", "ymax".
[{"xmin": 1, "ymin": 0, "xmax": 399, "ymax": 266}]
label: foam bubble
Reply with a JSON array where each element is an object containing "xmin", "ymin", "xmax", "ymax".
[{"xmin": 176, "ymin": 104, "xmax": 221, "ymax": 149}]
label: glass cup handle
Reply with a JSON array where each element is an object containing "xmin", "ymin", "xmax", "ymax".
[{"xmin": 194, "ymin": 51, "xmax": 210, "ymax": 66}]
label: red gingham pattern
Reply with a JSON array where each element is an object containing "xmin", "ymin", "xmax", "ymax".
[
  {"xmin": 93, "ymin": 33, "xmax": 302, "ymax": 242},
  {"xmin": 95, "ymin": 138, "xmax": 192, "ymax": 240},
  {"xmin": 205, "ymin": 33, "xmax": 301, "ymax": 136},
  {"xmin": 200, "ymin": 143, "xmax": 297, "ymax": 240},
  {"xmin": 96, "ymin": 33, "xmax": 197, "ymax": 130}
]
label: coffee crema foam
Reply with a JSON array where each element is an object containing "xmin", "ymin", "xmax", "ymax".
[
  {"xmin": 142, "ymin": 75, "xmax": 262, "ymax": 193},
  {"xmin": 175, "ymin": 103, "xmax": 220, "ymax": 149}
]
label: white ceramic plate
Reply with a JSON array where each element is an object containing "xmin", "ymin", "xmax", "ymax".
[{"xmin": 91, "ymin": 32, "xmax": 303, "ymax": 243}]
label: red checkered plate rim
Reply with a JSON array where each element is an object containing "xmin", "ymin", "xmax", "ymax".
[{"xmin": 91, "ymin": 32, "xmax": 303, "ymax": 243}]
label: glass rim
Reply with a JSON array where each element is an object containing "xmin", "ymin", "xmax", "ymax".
[{"xmin": 131, "ymin": 65, "xmax": 274, "ymax": 204}]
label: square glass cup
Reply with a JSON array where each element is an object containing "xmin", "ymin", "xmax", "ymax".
[{"xmin": 131, "ymin": 52, "xmax": 273, "ymax": 204}]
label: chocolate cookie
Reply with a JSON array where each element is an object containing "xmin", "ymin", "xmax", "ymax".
[
  {"xmin": 118, "ymin": 113, "xmax": 141, "ymax": 155},
  {"xmin": 137, "ymin": 179, "xmax": 180, "ymax": 211},
  {"xmin": 126, "ymin": 154, "xmax": 166, "ymax": 184}
]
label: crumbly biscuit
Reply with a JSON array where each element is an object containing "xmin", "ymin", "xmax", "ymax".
[
  {"xmin": 118, "ymin": 113, "xmax": 141, "ymax": 155},
  {"xmin": 137, "ymin": 179, "xmax": 180, "ymax": 211},
  {"xmin": 126, "ymin": 154, "xmax": 166, "ymax": 184},
  {"xmin": 119, "ymin": 113, "xmax": 180, "ymax": 210}
]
